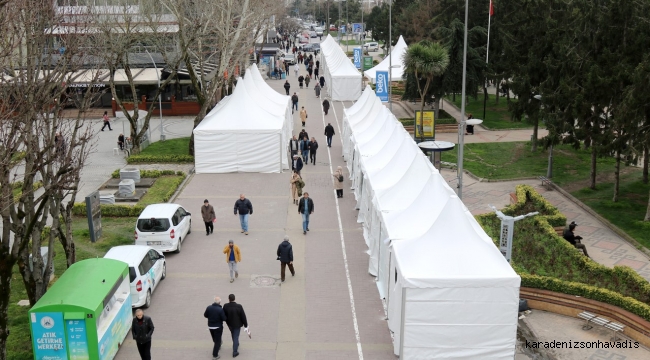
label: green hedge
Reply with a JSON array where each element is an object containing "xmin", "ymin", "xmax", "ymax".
[
  {"xmin": 476, "ymin": 184, "xmax": 650, "ymax": 321},
  {"xmin": 111, "ymin": 169, "xmax": 185, "ymax": 179},
  {"xmin": 73, "ymin": 203, "xmax": 145, "ymax": 217},
  {"xmin": 127, "ymin": 154, "xmax": 194, "ymax": 164}
]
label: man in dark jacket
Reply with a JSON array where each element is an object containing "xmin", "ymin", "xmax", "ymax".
[
  {"xmin": 298, "ymin": 74, "xmax": 304, "ymax": 88},
  {"xmin": 322, "ymin": 99, "xmax": 330, "ymax": 116},
  {"xmin": 291, "ymin": 93, "xmax": 298, "ymax": 113},
  {"xmin": 132, "ymin": 309, "xmax": 154, "ymax": 360},
  {"xmin": 283, "ymin": 80, "xmax": 291, "ymax": 95},
  {"xmin": 309, "ymin": 137, "xmax": 319, "ymax": 165},
  {"xmin": 201, "ymin": 199, "xmax": 216, "ymax": 235},
  {"xmin": 289, "ymin": 135, "xmax": 300, "ymax": 156},
  {"xmin": 223, "ymin": 294, "xmax": 248, "ymax": 358},
  {"xmin": 234, "ymin": 194, "xmax": 253, "ymax": 235},
  {"xmin": 298, "ymin": 192, "xmax": 314, "ymax": 235},
  {"xmin": 204, "ymin": 296, "xmax": 227, "ymax": 359},
  {"xmin": 300, "ymin": 136, "xmax": 310, "ymax": 163},
  {"xmin": 277, "ymin": 235, "xmax": 295, "ymax": 282},
  {"xmin": 324, "ymin": 123, "xmax": 335, "ymax": 147},
  {"xmin": 563, "ymin": 222, "xmax": 589, "ymax": 257},
  {"xmin": 298, "ymin": 129, "xmax": 309, "ymax": 141},
  {"xmin": 292, "ymin": 155, "xmax": 303, "ymax": 175}
]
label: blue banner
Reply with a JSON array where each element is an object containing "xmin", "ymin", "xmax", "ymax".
[
  {"xmin": 340, "ymin": 25, "xmax": 346, "ymax": 34},
  {"xmin": 353, "ymin": 48, "xmax": 362, "ymax": 69},
  {"xmin": 98, "ymin": 295, "xmax": 132, "ymax": 360},
  {"xmin": 67, "ymin": 319, "xmax": 90, "ymax": 360},
  {"xmin": 31, "ymin": 312, "xmax": 66, "ymax": 360},
  {"xmin": 352, "ymin": 23, "xmax": 363, "ymax": 33},
  {"xmin": 376, "ymin": 71, "xmax": 389, "ymax": 102}
]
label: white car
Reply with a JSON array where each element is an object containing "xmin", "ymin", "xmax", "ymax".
[
  {"xmin": 104, "ymin": 245, "xmax": 166, "ymax": 308},
  {"xmin": 135, "ymin": 204, "xmax": 192, "ymax": 253},
  {"xmin": 364, "ymin": 42, "xmax": 379, "ymax": 52}
]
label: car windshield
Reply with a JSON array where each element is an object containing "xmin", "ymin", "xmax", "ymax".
[{"xmin": 137, "ymin": 218, "xmax": 171, "ymax": 232}]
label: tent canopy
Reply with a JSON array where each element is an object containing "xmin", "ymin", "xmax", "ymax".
[
  {"xmin": 365, "ymin": 36, "xmax": 408, "ymax": 83},
  {"xmin": 320, "ymin": 34, "xmax": 362, "ymax": 101}
]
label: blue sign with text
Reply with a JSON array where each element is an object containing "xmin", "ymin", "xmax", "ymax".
[
  {"xmin": 31, "ymin": 312, "xmax": 66, "ymax": 360},
  {"xmin": 352, "ymin": 23, "xmax": 363, "ymax": 33},
  {"xmin": 67, "ymin": 319, "xmax": 90, "ymax": 360},
  {"xmin": 376, "ymin": 71, "xmax": 389, "ymax": 102},
  {"xmin": 353, "ymin": 48, "xmax": 362, "ymax": 69}
]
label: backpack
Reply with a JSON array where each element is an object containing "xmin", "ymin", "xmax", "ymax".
[{"xmin": 338, "ymin": 174, "xmax": 344, "ymax": 182}]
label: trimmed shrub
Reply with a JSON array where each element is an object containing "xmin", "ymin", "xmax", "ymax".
[
  {"xmin": 111, "ymin": 169, "xmax": 185, "ymax": 179},
  {"xmin": 127, "ymin": 154, "xmax": 194, "ymax": 164},
  {"xmin": 73, "ymin": 203, "xmax": 146, "ymax": 217}
]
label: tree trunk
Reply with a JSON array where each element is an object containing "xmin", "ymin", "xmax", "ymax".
[
  {"xmin": 590, "ymin": 147, "xmax": 597, "ymax": 190},
  {"xmin": 645, "ymin": 189, "xmax": 650, "ymax": 221},
  {"xmin": 613, "ymin": 148, "xmax": 620, "ymax": 202},
  {"xmin": 0, "ymin": 258, "xmax": 14, "ymax": 360},
  {"xmin": 531, "ymin": 115, "xmax": 538, "ymax": 152},
  {"xmin": 643, "ymin": 145, "xmax": 648, "ymax": 184},
  {"xmin": 495, "ymin": 77, "xmax": 500, "ymax": 105}
]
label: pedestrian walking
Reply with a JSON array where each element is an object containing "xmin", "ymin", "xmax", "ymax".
[
  {"xmin": 201, "ymin": 199, "xmax": 216, "ymax": 236},
  {"xmin": 289, "ymin": 135, "xmax": 300, "ymax": 156},
  {"xmin": 319, "ymin": 76, "xmax": 325, "ymax": 88},
  {"xmin": 324, "ymin": 122, "xmax": 335, "ymax": 147},
  {"xmin": 223, "ymin": 240, "xmax": 242, "ymax": 283},
  {"xmin": 307, "ymin": 67, "xmax": 313, "ymax": 79},
  {"xmin": 291, "ymin": 93, "xmax": 298, "ymax": 114},
  {"xmin": 309, "ymin": 137, "xmax": 318, "ymax": 165},
  {"xmin": 300, "ymin": 136, "xmax": 309, "ymax": 163},
  {"xmin": 315, "ymin": 60, "xmax": 320, "ymax": 69},
  {"xmin": 298, "ymin": 75, "xmax": 304, "ymax": 88},
  {"xmin": 322, "ymin": 99, "xmax": 330, "ymax": 116},
  {"xmin": 290, "ymin": 171, "xmax": 304, "ymax": 204},
  {"xmin": 277, "ymin": 235, "xmax": 295, "ymax": 282},
  {"xmin": 283, "ymin": 80, "xmax": 290, "ymax": 95},
  {"xmin": 299, "ymin": 106, "xmax": 308, "ymax": 127},
  {"xmin": 314, "ymin": 67, "xmax": 319, "ymax": 78},
  {"xmin": 298, "ymin": 192, "xmax": 314, "ymax": 235},
  {"xmin": 304, "ymin": 75, "xmax": 310, "ymax": 88},
  {"xmin": 223, "ymin": 294, "xmax": 248, "ymax": 358},
  {"xmin": 101, "ymin": 111, "xmax": 112, "ymax": 131},
  {"xmin": 292, "ymin": 155, "xmax": 303, "ymax": 175},
  {"xmin": 298, "ymin": 129, "xmax": 309, "ymax": 140},
  {"xmin": 233, "ymin": 194, "xmax": 253, "ymax": 235},
  {"xmin": 333, "ymin": 166, "xmax": 344, "ymax": 198},
  {"xmin": 132, "ymin": 309, "xmax": 154, "ymax": 360},
  {"xmin": 118, "ymin": 133, "xmax": 125, "ymax": 150},
  {"xmin": 294, "ymin": 64, "xmax": 299, "ymax": 77},
  {"xmin": 314, "ymin": 83, "xmax": 321, "ymax": 97},
  {"xmin": 204, "ymin": 296, "xmax": 227, "ymax": 359}
]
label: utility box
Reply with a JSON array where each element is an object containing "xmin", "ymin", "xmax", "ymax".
[
  {"xmin": 118, "ymin": 179, "xmax": 135, "ymax": 196},
  {"xmin": 29, "ymin": 258, "xmax": 132, "ymax": 360},
  {"xmin": 99, "ymin": 194, "xmax": 115, "ymax": 205},
  {"xmin": 119, "ymin": 168, "xmax": 140, "ymax": 183}
]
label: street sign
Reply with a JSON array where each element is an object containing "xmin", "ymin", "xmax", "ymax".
[
  {"xmin": 414, "ymin": 110, "xmax": 435, "ymax": 140},
  {"xmin": 352, "ymin": 23, "xmax": 363, "ymax": 33},
  {"xmin": 363, "ymin": 56, "xmax": 373, "ymax": 70},
  {"xmin": 85, "ymin": 191, "xmax": 102, "ymax": 242},
  {"xmin": 376, "ymin": 71, "xmax": 389, "ymax": 102},
  {"xmin": 353, "ymin": 48, "xmax": 362, "ymax": 69}
]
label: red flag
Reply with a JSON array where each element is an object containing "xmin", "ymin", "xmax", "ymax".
[{"xmin": 490, "ymin": 0, "xmax": 494, "ymax": 16}]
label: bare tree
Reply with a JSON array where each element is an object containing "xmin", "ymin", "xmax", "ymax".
[
  {"xmin": 0, "ymin": 2, "xmax": 99, "ymax": 358},
  {"xmin": 161, "ymin": 0, "xmax": 284, "ymax": 155}
]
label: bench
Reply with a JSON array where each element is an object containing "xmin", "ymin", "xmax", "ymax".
[
  {"xmin": 577, "ymin": 311, "xmax": 597, "ymax": 330},
  {"xmin": 577, "ymin": 311, "xmax": 626, "ymax": 341},
  {"xmin": 539, "ymin": 176, "xmax": 552, "ymax": 190},
  {"xmin": 604, "ymin": 321, "xmax": 626, "ymax": 341}
]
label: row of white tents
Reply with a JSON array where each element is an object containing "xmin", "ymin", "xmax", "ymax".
[
  {"xmin": 343, "ymin": 87, "xmax": 521, "ymax": 359},
  {"xmin": 320, "ymin": 34, "xmax": 362, "ymax": 101},
  {"xmin": 193, "ymin": 64, "xmax": 293, "ymax": 173}
]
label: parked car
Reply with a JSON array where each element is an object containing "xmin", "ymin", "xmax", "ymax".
[
  {"xmin": 283, "ymin": 53, "xmax": 296, "ymax": 65},
  {"xmin": 310, "ymin": 31, "xmax": 317, "ymax": 38},
  {"xmin": 104, "ymin": 245, "xmax": 166, "ymax": 308},
  {"xmin": 299, "ymin": 36, "xmax": 309, "ymax": 44},
  {"xmin": 312, "ymin": 43, "xmax": 321, "ymax": 51},
  {"xmin": 315, "ymin": 27, "xmax": 323, "ymax": 36},
  {"xmin": 363, "ymin": 41, "xmax": 379, "ymax": 52},
  {"xmin": 302, "ymin": 44, "xmax": 315, "ymax": 52},
  {"xmin": 329, "ymin": 24, "xmax": 337, "ymax": 31},
  {"xmin": 135, "ymin": 204, "xmax": 191, "ymax": 253}
]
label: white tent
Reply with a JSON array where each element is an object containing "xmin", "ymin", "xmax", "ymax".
[
  {"xmin": 388, "ymin": 196, "xmax": 520, "ymax": 359},
  {"xmin": 320, "ymin": 35, "xmax": 362, "ymax": 101},
  {"xmin": 193, "ymin": 70, "xmax": 292, "ymax": 173},
  {"xmin": 342, "ymin": 85, "xmax": 374, "ymax": 161},
  {"xmin": 364, "ymin": 35, "xmax": 408, "ymax": 83}
]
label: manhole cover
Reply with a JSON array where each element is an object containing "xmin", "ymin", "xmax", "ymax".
[{"xmin": 250, "ymin": 275, "xmax": 281, "ymax": 288}]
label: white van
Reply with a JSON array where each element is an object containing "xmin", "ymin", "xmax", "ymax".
[
  {"xmin": 364, "ymin": 42, "xmax": 379, "ymax": 52},
  {"xmin": 135, "ymin": 204, "xmax": 192, "ymax": 253},
  {"xmin": 104, "ymin": 245, "xmax": 166, "ymax": 308}
]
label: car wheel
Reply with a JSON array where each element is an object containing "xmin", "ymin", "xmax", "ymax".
[
  {"xmin": 175, "ymin": 238, "xmax": 182, "ymax": 253},
  {"xmin": 187, "ymin": 220, "xmax": 191, "ymax": 234},
  {"xmin": 161, "ymin": 262, "xmax": 166, "ymax": 280},
  {"xmin": 143, "ymin": 290, "xmax": 152, "ymax": 308}
]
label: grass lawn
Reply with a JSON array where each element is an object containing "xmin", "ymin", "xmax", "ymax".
[
  {"xmin": 446, "ymin": 94, "xmax": 535, "ymax": 130},
  {"xmin": 7, "ymin": 217, "xmax": 136, "ymax": 360},
  {"xmin": 572, "ymin": 172, "xmax": 650, "ymax": 249},
  {"xmin": 138, "ymin": 175, "xmax": 185, "ymax": 206},
  {"xmin": 440, "ymin": 142, "xmax": 619, "ymax": 186},
  {"xmin": 139, "ymin": 137, "xmax": 190, "ymax": 156}
]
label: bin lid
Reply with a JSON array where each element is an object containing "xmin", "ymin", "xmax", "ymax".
[{"xmin": 30, "ymin": 258, "xmax": 128, "ymax": 313}]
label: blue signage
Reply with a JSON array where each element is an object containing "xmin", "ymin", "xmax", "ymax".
[
  {"xmin": 353, "ymin": 48, "xmax": 362, "ymax": 69},
  {"xmin": 98, "ymin": 294, "xmax": 132, "ymax": 360},
  {"xmin": 340, "ymin": 25, "xmax": 346, "ymax": 34},
  {"xmin": 31, "ymin": 312, "xmax": 66, "ymax": 360},
  {"xmin": 376, "ymin": 71, "xmax": 389, "ymax": 102},
  {"xmin": 67, "ymin": 319, "xmax": 90, "ymax": 360},
  {"xmin": 352, "ymin": 23, "xmax": 363, "ymax": 33}
]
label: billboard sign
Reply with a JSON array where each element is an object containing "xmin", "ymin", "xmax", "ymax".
[
  {"xmin": 376, "ymin": 71, "xmax": 389, "ymax": 102},
  {"xmin": 414, "ymin": 110, "xmax": 436, "ymax": 139},
  {"xmin": 31, "ymin": 312, "xmax": 66, "ymax": 360},
  {"xmin": 353, "ymin": 48, "xmax": 362, "ymax": 69},
  {"xmin": 352, "ymin": 23, "xmax": 363, "ymax": 33}
]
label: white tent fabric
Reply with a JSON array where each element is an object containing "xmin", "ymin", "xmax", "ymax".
[
  {"xmin": 193, "ymin": 69, "xmax": 292, "ymax": 173},
  {"xmin": 341, "ymin": 85, "xmax": 520, "ymax": 359},
  {"xmin": 365, "ymin": 35, "xmax": 408, "ymax": 83},
  {"xmin": 320, "ymin": 35, "xmax": 362, "ymax": 101},
  {"xmin": 388, "ymin": 196, "xmax": 520, "ymax": 358}
]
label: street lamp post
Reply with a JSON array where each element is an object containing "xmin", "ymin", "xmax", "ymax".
[
  {"xmin": 145, "ymin": 50, "xmax": 165, "ymax": 141},
  {"xmin": 388, "ymin": 0, "xmax": 392, "ymax": 113},
  {"xmin": 534, "ymin": 94, "xmax": 552, "ymax": 178},
  {"xmin": 457, "ymin": 0, "xmax": 470, "ymax": 199}
]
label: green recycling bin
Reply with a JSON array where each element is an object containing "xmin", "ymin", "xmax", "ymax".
[{"xmin": 29, "ymin": 258, "xmax": 133, "ymax": 360}]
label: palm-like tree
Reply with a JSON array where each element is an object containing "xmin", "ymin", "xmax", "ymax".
[{"xmin": 403, "ymin": 41, "xmax": 450, "ymax": 141}]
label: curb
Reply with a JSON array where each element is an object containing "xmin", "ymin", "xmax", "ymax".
[{"xmin": 169, "ymin": 166, "xmax": 195, "ymax": 203}]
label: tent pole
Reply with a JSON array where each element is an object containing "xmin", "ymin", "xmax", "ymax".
[
  {"xmin": 279, "ymin": 133, "xmax": 283, "ymax": 173},
  {"xmin": 399, "ymin": 287, "xmax": 407, "ymax": 358}
]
